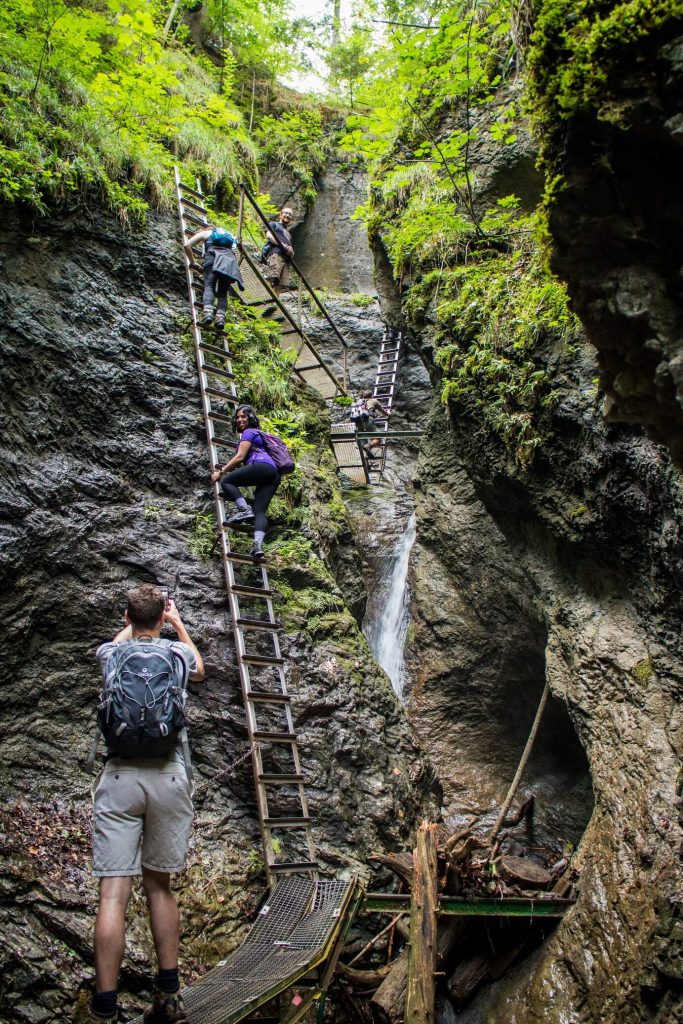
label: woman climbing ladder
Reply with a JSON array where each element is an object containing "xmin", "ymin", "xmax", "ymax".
[{"xmin": 211, "ymin": 405, "xmax": 281, "ymax": 559}]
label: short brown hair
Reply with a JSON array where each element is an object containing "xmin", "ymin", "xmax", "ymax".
[{"xmin": 126, "ymin": 585, "xmax": 165, "ymax": 629}]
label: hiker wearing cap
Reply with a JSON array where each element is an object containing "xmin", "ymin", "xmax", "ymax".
[{"xmin": 89, "ymin": 585, "xmax": 204, "ymax": 1024}]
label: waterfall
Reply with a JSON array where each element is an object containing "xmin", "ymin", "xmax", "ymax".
[{"xmin": 365, "ymin": 512, "xmax": 416, "ymax": 698}]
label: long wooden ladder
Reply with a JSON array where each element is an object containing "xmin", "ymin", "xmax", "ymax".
[
  {"xmin": 174, "ymin": 167, "xmax": 317, "ymax": 885},
  {"xmin": 367, "ymin": 326, "xmax": 401, "ymax": 482}
]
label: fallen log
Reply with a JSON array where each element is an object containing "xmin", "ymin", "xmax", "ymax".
[
  {"xmin": 406, "ymin": 822, "xmax": 439, "ymax": 1024},
  {"xmin": 499, "ymin": 856, "xmax": 551, "ymax": 888},
  {"xmin": 371, "ymin": 947, "xmax": 409, "ymax": 1022},
  {"xmin": 367, "ymin": 852, "xmax": 414, "ymax": 888},
  {"xmin": 338, "ymin": 962, "xmax": 392, "ymax": 990}
]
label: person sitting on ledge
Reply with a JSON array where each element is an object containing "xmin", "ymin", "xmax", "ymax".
[
  {"xmin": 184, "ymin": 224, "xmax": 244, "ymax": 331},
  {"xmin": 210, "ymin": 404, "xmax": 281, "ymax": 560}
]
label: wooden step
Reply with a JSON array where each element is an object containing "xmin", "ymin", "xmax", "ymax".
[
  {"xmin": 263, "ymin": 816, "xmax": 311, "ymax": 829},
  {"xmin": 207, "ymin": 409, "xmax": 235, "ymax": 424},
  {"xmin": 204, "ymin": 386, "xmax": 237, "ymax": 402},
  {"xmin": 223, "ymin": 550, "xmax": 266, "ymax": 564},
  {"xmin": 252, "ymin": 730, "xmax": 298, "ymax": 743},
  {"xmin": 199, "ymin": 341, "xmax": 233, "ymax": 359},
  {"xmin": 180, "ymin": 196, "xmax": 207, "ymax": 216},
  {"xmin": 202, "ymin": 364, "xmax": 235, "ymax": 382},
  {"xmin": 241, "ymin": 653, "xmax": 285, "ymax": 667},
  {"xmin": 268, "ymin": 861, "xmax": 319, "ymax": 874},
  {"xmin": 211, "ymin": 434, "xmax": 239, "ymax": 448},
  {"xmin": 247, "ymin": 691, "xmax": 292, "ymax": 704},
  {"xmin": 178, "ymin": 180, "xmax": 205, "ymax": 200},
  {"xmin": 184, "ymin": 211, "xmax": 207, "ymax": 228},
  {"xmin": 236, "ymin": 616, "xmax": 281, "ymax": 631},
  {"xmin": 258, "ymin": 773, "xmax": 305, "ymax": 785},
  {"xmin": 231, "ymin": 584, "xmax": 274, "ymax": 599}
]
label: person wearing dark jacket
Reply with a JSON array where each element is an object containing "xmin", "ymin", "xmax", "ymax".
[
  {"xmin": 184, "ymin": 225, "xmax": 244, "ymax": 330},
  {"xmin": 262, "ymin": 206, "xmax": 294, "ymax": 296},
  {"xmin": 210, "ymin": 404, "xmax": 281, "ymax": 559}
]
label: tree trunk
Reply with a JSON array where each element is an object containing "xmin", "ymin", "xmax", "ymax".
[{"xmin": 405, "ymin": 822, "xmax": 438, "ymax": 1024}]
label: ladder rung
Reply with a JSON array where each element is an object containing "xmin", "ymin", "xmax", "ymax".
[
  {"xmin": 231, "ymin": 584, "xmax": 274, "ymax": 598},
  {"xmin": 268, "ymin": 861, "xmax": 319, "ymax": 874},
  {"xmin": 184, "ymin": 211, "xmax": 207, "ymax": 228},
  {"xmin": 204, "ymin": 386, "xmax": 236, "ymax": 402},
  {"xmin": 252, "ymin": 730, "xmax": 298, "ymax": 742},
  {"xmin": 223, "ymin": 550, "xmax": 265, "ymax": 564},
  {"xmin": 241, "ymin": 653, "xmax": 285, "ymax": 666},
  {"xmin": 247, "ymin": 691, "xmax": 292, "ymax": 704},
  {"xmin": 236, "ymin": 616, "xmax": 281, "ymax": 630},
  {"xmin": 178, "ymin": 180, "xmax": 205, "ymax": 200},
  {"xmin": 258, "ymin": 773, "xmax": 305, "ymax": 784},
  {"xmin": 180, "ymin": 196, "xmax": 207, "ymax": 216},
  {"xmin": 380, "ymin": 346, "xmax": 400, "ymax": 354},
  {"xmin": 207, "ymin": 409, "xmax": 235, "ymax": 424},
  {"xmin": 212, "ymin": 434, "xmax": 240, "ymax": 448},
  {"xmin": 199, "ymin": 341, "xmax": 233, "ymax": 359},
  {"xmin": 203, "ymin": 364, "xmax": 235, "ymax": 381},
  {"xmin": 263, "ymin": 817, "xmax": 311, "ymax": 829}
]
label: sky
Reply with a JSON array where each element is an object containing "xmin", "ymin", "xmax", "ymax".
[{"xmin": 281, "ymin": 0, "xmax": 351, "ymax": 93}]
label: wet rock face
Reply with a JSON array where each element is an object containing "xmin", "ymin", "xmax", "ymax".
[
  {"xmin": 368, "ymin": 90, "xmax": 683, "ymax": 1020},
  {"xmin": 0, "ymin": 206, "xmax": 433, "ymax": 1021},
  {"xmin": 542, "ymin": 33, "xmax": 683, "ymax": 466}
]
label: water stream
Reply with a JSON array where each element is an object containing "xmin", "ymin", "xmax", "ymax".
[{"xmin": 364, "ymin": 512, "xmax": 416, "ymax": 698}]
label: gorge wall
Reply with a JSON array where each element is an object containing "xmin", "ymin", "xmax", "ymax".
[
  {"xmin": 365, "ymin": 72, "xmax": 683, "ymax": 1024},
  {"xmin": 0, "ymin": 204, "xmax": 436, "ymax": 1022}
]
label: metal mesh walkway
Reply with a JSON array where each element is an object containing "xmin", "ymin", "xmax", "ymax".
[{"xmin": 129, "ymin": 877, "xmax": 357, "ymax": 1024}]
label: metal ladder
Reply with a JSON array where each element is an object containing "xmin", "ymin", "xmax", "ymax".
[
  {"xmin": 367, "ymin": 327, "xmax": 401, "ymax": 481},
  {"xmin": 174, "ymin": 167, "xmax": 317, "ymax": 885}
]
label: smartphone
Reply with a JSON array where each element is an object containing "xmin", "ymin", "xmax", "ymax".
[{"xmin": 160, "ymin": 587, "xmax": 172, "ymax": 608}]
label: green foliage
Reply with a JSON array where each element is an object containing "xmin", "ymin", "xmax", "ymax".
[
  {"xmin": 0, "ymin": 0, "xmax": 258, "ymax": 219},
  {"xmin": 350, "ymin": 293, "xmax": 374, "ymax": 307},
  {"xmin": 188, "ymin": 511, "xmax": 217, "ymax": 561},
  {"xmin": 404, "ymin": 216, "xmax": 581, "ymax": 467},
  {"xmin": 254, "ymin": 109, "xmax": 332, "ymax": 205},
  {"xmin": 527, "ymin": 0, "xmax": 683, "ymax": 129}
]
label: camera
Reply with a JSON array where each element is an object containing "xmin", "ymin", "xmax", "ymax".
[{"xmin": 159, "ymin": 587, "xmax": 172, "ymax": 608}]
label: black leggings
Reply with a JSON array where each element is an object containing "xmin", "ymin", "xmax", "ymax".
[
  {"xmin": 203, "ymin": 267, "xmax": 229, "ymax": 314},
  {"xmin": 220, "ymin": 462, "xmax": 280, "ymax": 532}
]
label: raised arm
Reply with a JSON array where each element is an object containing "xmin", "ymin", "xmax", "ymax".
[
  {"xmin": 184, "ymin": 227, "xmax": 212, "ymax": 267},
  {"xmin": 210, "ymin": 438, "xmax": 252, "ymax": 482},
  {"xmin": 164, "ymin": 602, "xmax": 205, "ymax": 681}
]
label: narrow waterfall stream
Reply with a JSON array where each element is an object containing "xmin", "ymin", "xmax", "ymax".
[{"xmin": 364, "ymin": 512, "xmax": 416, "ymax": 697}]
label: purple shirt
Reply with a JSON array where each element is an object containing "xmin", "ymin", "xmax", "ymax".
[{"xmin": 242, "ymin": 427, "xmax": 277, "ymax": 468}]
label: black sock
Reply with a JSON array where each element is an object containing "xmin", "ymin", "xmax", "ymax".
[
  {"xmin": 91, "ymin": 990, "xmax": 118, "ymax": 1017},
  {"xmin": 155, "ymin": 967, "xmax": 180, "ymax": 994}
]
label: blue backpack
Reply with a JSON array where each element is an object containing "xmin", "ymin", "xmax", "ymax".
[{"xmin": 210, "ymin": 227, "xmax": 236, "ymax": 248}]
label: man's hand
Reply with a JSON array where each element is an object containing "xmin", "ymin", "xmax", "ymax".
[{"xmin": 164, "ymin": 600, "xmax": 183, "ymax": 631}]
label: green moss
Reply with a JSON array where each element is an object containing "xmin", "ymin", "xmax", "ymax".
[
  {"xmin": 350, "ymin": 293, "xmax": 375, "ymax": 307},
  {"xmin": 569, "ymin": 503, "xmax": 588, "ymax": 518},
  {"xmin": 632, "ymin": 656, "xmax": 655, "ymax": 684},
  {"xmin": 528, "ymin": 0, "xmax": 683, "ymax": 131},
  {"xmin": 188, "ymin": 511, "xmax": 217, "ymax": 562}
]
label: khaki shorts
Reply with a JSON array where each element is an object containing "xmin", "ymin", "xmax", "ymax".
[
  {"xmin": 92, "ymin": 754, "xmax": 193, "ymax": 877},
  {"xmin": 264, "ymin": 251, "xmax": 290, "ymax": 288}
]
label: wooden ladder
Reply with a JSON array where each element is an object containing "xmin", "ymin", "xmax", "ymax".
[
  {"xmin": 367, "ymin": 327, "xmax": 401, "ymax": 481},
  {"xmin": 174, "ymin": 167, "xmax": 317, "ymax": 885}
]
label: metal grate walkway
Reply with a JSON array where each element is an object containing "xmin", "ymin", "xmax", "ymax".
[
  {"xmin": 174, "ymin": 168, "xmax": 317, "ymax": 885},
  {"xmin": 130, "ymin": 877, "xmax": 359, "ymax": 1024}
]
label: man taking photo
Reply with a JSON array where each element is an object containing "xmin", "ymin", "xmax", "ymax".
[{"xmin": 90, "ymin": 585, "xmax": 205, "ymax": 1023}]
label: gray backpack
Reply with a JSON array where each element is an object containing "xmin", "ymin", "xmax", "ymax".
[{"xmin": 88, "ymin": 640, "xmax": 192, "ymax": 774}]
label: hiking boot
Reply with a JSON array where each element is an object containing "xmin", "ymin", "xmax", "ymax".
[
  {"xmin": 249, "ymin": 540, "xmax": 265, "ymax": 559},
  {"xmin": 222, "ymin": 509, "xmax": 254, "ymax": 527},
  {"xmin": 201, "ymin": 309, "xmax": 213, "ymax": 327},
  {"xmin": 364, "ymin": 448, "xmax": 382, "ymax": 460},
  {"xmin": 89, "ymin": 1005, "xmax": 121, "ymax": 1023},
  {"xmin": 262, "ymin": 305, "xmax": 277, "ymax": 318},
  {"xmin": 214, "ymin": 315, "xmax": 225, "ymax": 331},
  {"xmin": 143, "ymin": 989, "xmax": 187, "ymax": 1024}
]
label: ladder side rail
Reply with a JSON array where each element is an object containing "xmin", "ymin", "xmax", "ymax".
[
  {"xmin": 240, "ymin": 185, "xmax": 350, "ymax": 356},
  {"xmin": 238, "ymin": 247, "xmax": 345, "ymax": 398},
  {"xmin": 174, "ymin": 168, "xmax": 316, "ymax": 883}
]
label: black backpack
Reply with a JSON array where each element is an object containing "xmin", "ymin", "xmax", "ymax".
[{"xmin": 91, "ymin": 640, "xmax": 191, "ymax": 765}]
